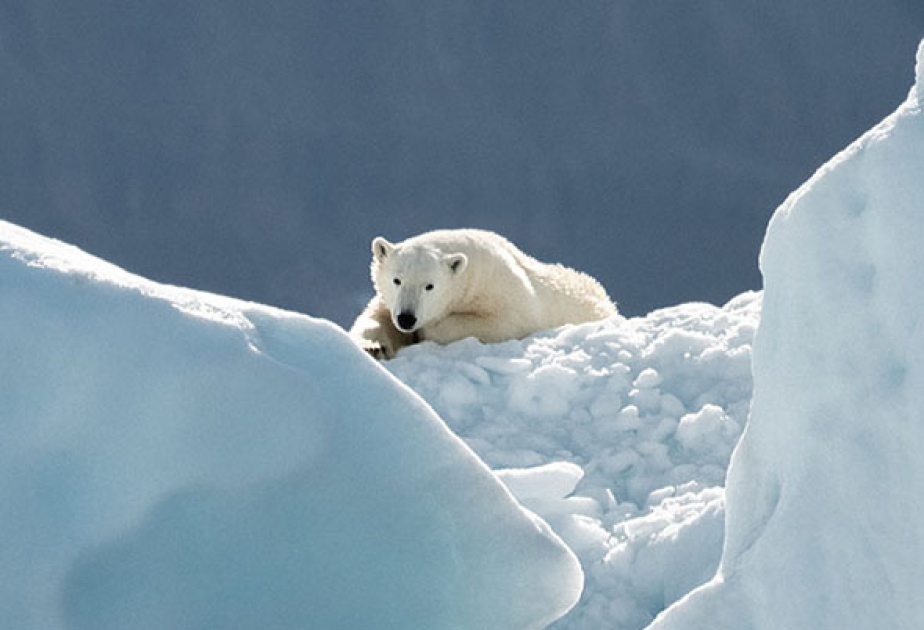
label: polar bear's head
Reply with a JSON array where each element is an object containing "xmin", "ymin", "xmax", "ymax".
[{"xmin": 371, "ymin": 236, "xmax": 468, "ymax": 334}]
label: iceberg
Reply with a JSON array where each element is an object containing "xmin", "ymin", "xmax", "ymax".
[
  {"xmin": 0, "ymin": 222, "xmax": 582, "ymax": 630},
  {"xmin": 649, "ymin": 39, "xmax": 924, "ymax": 630}
]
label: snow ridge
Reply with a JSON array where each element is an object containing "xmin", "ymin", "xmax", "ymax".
[
  {"xmin": 0, "ymin": 220, "xmax": 583, "ymax": 630},
  {"xmin": 387, "ymin": 293, "xmax": 760, "ymax": 629},
  {"xmin": 649, "ymin": 37, "xmax": 924, "ymax": 630}
]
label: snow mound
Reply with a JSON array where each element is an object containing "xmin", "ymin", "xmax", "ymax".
[
  {"xmin": 0, "ymin": 221, "xmax": 582, "ymax": 630},
  {"xmin": 650, "ymin": 38, "xmax": 924, "ymax": 630},
  {"xmin": 386, "ymin": 292, "xmax": 760, "ymax": 629}
]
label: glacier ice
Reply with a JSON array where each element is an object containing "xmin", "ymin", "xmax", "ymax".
[
  {"xmin": 649, "ymin": 38, "xmax": 924, "ymax": 630},
  {"xmin": 0, "ymin": 222, "xmax": 582, "ymax": 630}
]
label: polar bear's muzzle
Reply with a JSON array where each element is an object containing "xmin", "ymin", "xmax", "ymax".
[{"xmin": 395, "ymin": 311, "xmax": 418, "ymax": 332}]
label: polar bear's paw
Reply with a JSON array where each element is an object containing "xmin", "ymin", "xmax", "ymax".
[{"xmin": 359, "ymin": 339, "xmax": 393, "ymax": 361}]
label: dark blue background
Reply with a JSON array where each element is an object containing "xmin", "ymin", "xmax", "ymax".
[{"xmin": 3, "ymin": 1, "xmax": 923, "ymax": 324}]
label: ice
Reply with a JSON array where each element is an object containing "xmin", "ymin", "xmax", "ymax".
[
  {"xmin": 0, "ymin": 221, "xmax": 582, "ymax": 630},
  {"xmin": 387, "ymin": 291, "xmax": 760, "ymax": 629},
  {"xmin": 633, "ymin": 368, "xmax": 663, "ymax": 389},
  {"xmin": 476, "ymin": 355, "xmax": 535, "ymax": 374},
  {"xmin": 438, "ymin": 373, "xmax": 480, "ymax": 408},
  {"xmin": 650, "ymin": 39, "xmax": 924, "ymax": 630},
  {"xmin": 0, "ymin": 203, "xmax": 763, "ymax": 630},
  {"xmin": 675, "ymin": 404, "xmax": 740, "ymax": 463},
  {"xmin": 509, "ymin": 364, "xmax": 581, "ymax": 417},
  {"xmin": 496, "ymin": 462, "xmax": 585, "ymax": 501}
]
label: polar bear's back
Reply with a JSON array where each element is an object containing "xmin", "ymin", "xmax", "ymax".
[
  {"xmin": 524, "ymin": 259, "xmax": 617, "ymax": 325},
  {"xmin": 402, "ymin": 229, "xmax": 616, "ymax": 329}
]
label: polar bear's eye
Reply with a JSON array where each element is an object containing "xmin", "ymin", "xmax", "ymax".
[
  {"xmin": 393, "ymin": 278, "xmax": 401, "ymax": 286},
  {"xmin": 425, "ymin": 283, "xmax": 434, "ymax": 291}
]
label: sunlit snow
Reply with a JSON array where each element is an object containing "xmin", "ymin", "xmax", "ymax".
[
  {"xmin": 0, "ymin": 222, "xmax": 582, "ymax": 630},
  {"xmin": 649, "ymin": 37, "xmax": 924, "ymax": 630},
  {"xmin": 387, "ymin": 294, "xmax": 758, "ymax": 629}
]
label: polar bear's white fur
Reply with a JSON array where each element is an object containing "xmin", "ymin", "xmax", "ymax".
[{"xmin": 350, "ymin": 229, "xmax": 617, "ymax": 359}]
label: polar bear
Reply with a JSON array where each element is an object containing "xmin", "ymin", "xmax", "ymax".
[{"xmin": 350, "ymin": 229, "xmax": 617, "ymax": 359}]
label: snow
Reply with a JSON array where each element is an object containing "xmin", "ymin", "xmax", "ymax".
[
  {"xmin": 649, "ymin": 39, "xmax": 924, "ymax": 630},
  {"xmin": 675, "ymin": 405, "xmax": 740, "ymax": 463},
  {"xmin": 0, "ymin": 221, "xmax": 582, "ymax": 630},
  {"xmin": 386, "ymin": 292, "xmax": 760, "ymax": 629},
  {"xmin": 495, "ymin": 462, "xmax": 585, "ymax": 501},
  {"xmin": 1, "ymin": 214, "xmax": 764, "ymax": 629}
]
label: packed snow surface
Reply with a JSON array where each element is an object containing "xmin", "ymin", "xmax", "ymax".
[
  {"xmin": 649, "ymin": 38, "xmax": 924, "ymax": 630},
  {"xmin": 0, "ymin": 221, "xmax": 582, "ymax": 630},
  {"xmin": 387, "ymin": 292, "xmax": 759, "ymax": 629}
]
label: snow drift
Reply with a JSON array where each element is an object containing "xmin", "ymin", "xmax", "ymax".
[
  {"xmin": 649, "ymin": 39, "xmax": 924, "ymax": 630},
  {"xmin": 0, "ymin": 221, "xmax": 582, "ymax": 630},
  {"xmin": 386, "ymin": 293, "xmax": 759, "ymax": 629}
]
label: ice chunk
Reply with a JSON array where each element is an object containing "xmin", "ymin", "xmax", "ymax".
[
  {"xmin": 0, "ymin": 221, "xmax": 583, "ymax": 630},
  {"xmin": 651, "ymin": 38, "xmax": 924, "ymax": 630},
  {"xmin": 676, "ymin": 404, "xmax": 740, "ymax": 458},
  {"xmin": 633, "ymin": 367, "xmax": 663, "ymax": 389},
  {"xmin": 476, "ymin": 355, "xmax": 534, "ymax": 374},
  {"xmin": 496, "ymin": 461, "xmax": 585, "ymax": 501}
]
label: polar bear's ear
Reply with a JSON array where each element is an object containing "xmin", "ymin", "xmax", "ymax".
[
  {"xmin": 372, "ymin": 237, "xmax": 394, "ymax": 262},
  {"xmin": 445, "ymin": 253, "xmax": 468, "ymax": 275}
]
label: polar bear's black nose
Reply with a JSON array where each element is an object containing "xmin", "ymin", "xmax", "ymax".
[{"xmin": 396, "ymin": 311, "xmax": 417, "ymax": 331}]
